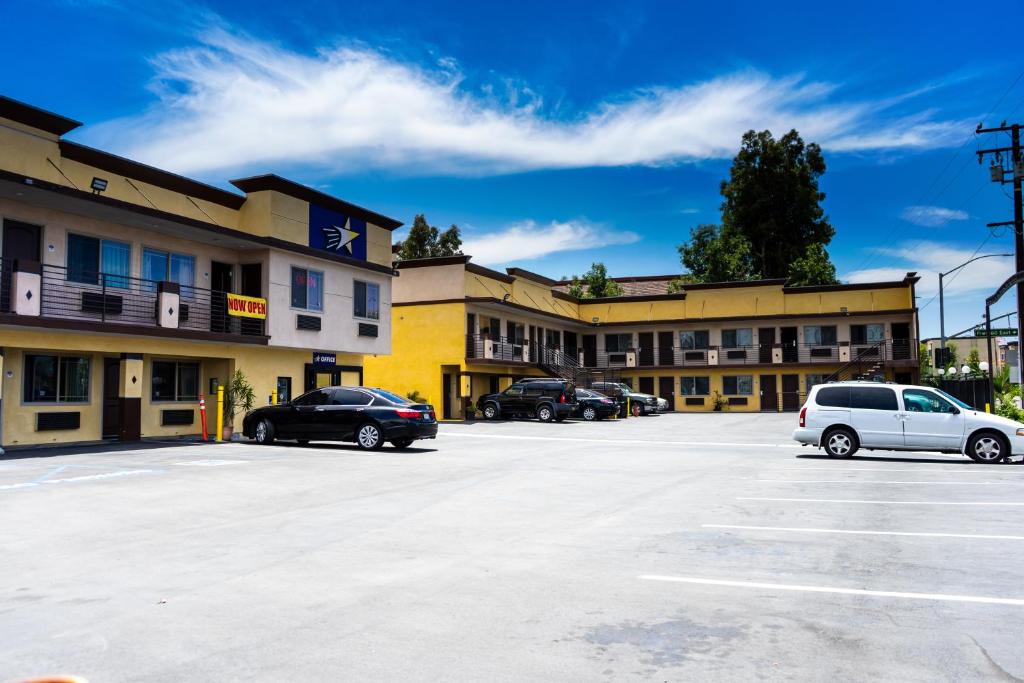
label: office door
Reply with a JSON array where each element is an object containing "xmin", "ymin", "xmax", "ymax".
[
  {"xmin": 781, "ymin": 374, "xmax": 800, "ymax": 411},
  {"xmin": 760, "ymin": 375, "xmax": 778, "ymax": 412},
  {"xmin": 1, "ymin": 219, "xmax": 41, "ymax": 312},
  {"xmin": 638, "ymin": 332, "xmax": 654, "ymax": 366},
  {"xmin": 758, "ymin": 327, "xmax": 775, "ymax": 363},
  {"xmin": 582, "ymin": 335, "xmax": 597, "ymax": 366}
]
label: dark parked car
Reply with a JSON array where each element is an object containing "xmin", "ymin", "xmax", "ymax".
[
  {"xmin": 573, "ymin": 388, "xmax": 619, "ymax": 421},
  {"xmin": 243, "ymin": 386, "xmax": 437, "ymax": 450},
  {"xmin": 477, "ymin": 379, "xmax": 577, "ymax": 422},
  {"xmin": 591, "ymin": 381, "xmax": 658, "ymax": 415}
]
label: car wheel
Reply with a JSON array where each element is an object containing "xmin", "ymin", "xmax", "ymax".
[
  {"xmin": 967, "ymin": 432, "xmax": 1007, "ymax": 464},
  {"xmin": 823, "ymin": 428, "xmax": 857, "ymax": 458},
  {"xmin": 536, "ymin": 404, "xmax": 554, "ymax": 422},
  {"xmin": 356, "ymin": 422, "xmax": 383, "ymax": 450},
  {"xmin": 582, "ymin": 406, "xmax": 597, "ymax": 421},
  {"xmin": 254, "ymin": 418, "xmax": 275, "ymax": 445},
  {"xmin": 482, "ymin": 402, "xmax": 500, "ymax": 420},
  {"xmin": 391, "ymin": 438, "xmax": 414, "ymax": 449}
]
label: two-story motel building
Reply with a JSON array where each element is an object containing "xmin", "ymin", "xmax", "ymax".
[
  {"xmin": 0, "ymin": 96, "xmax": 400, "ymax": 449},
  {"xmin": 364, "ymin": 255, "xmax": 920, "ymax": 418}
]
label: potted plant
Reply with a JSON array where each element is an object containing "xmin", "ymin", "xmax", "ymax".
[
  {"xmin": 222, "ymin": 369, "xmax": 256, "ymax": 441},
  {"xmin": 464, "ymin": 397, "xmax": 476, "ymax": 421},
  {"xmin": 712, "ymin": 391, "xmax": 726, "ymax": 412}
]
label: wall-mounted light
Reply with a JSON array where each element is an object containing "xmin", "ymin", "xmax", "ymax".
[
  {"xmin": 90, "ymin": 177, "xmax": 108, "ymax": 194},
  {"xmin": 502, "ymin": 293, "xmax": 510, "ymax": 302}
]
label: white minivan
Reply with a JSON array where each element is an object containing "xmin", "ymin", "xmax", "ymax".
[{"xmin": 792, "ymin": 381, "xmax": 1024, "ymax": 463}]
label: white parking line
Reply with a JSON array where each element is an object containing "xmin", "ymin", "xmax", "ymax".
[
  {"xmin": 759, "ymin": 479, "xmax": 1021, "ymax": 486},
  {"xmin": 781, "ymin": 467, "xmax": 1024, "ymax": 474},
  {"xmin": 639, "ymin": 575, "xmax": 1024, "ymax": 606},
  {"xmin": 438, "ymin": 432, "xmax": 803, "ymax": 448},
  {"xmin": 175, "ymin": 460, "xmax": 249, "ymax": 467},
  {"xmin": 738, "ymin": 496, "xmax": 1024, "ymax": 506},
  {"xmin": 702, "ymin": 524, "xmax": 1024, "ymax": 541},
  {"xmin": 0, "ymin": 469, "xmax": 157, "ymax": 491}
]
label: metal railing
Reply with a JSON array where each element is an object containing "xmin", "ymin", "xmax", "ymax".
[{"xmin": 3, "ymin": 263, "xmax": 265, "ymax": 336}]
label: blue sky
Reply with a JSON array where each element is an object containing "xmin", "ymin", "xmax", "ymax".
[{"xmin": 3, "ymin": 0, "xmax": 1024, "ymax": 337}]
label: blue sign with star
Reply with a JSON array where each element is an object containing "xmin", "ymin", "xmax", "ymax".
[{"xmin": 308, "ymin": 204, "xmax": 367, "ymax": 261}]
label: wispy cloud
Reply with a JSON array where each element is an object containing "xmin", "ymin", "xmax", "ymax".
[
  {"xmin": 900, "ymin": 205, "xmax": 969, "ymax": 227},
  {"xmin": 83, "ymin": 25, "xmax": 968, "ymax": 176},
  {"xmin": 844, "ymin": 241, "xmax": 1012, "ymax": 298},
  {"xmin": 462, "ymin": 220, "xmax": 639, "ymax": 264}
]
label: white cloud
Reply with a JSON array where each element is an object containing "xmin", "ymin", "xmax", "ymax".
[
  {"xmin": 844, "ymin": 241, "xmax": 1013, "ymax": 298},
  {"xmin": 82, "ymin": 26, "xmax": 967, "ymax": 176},
  {"xmin": 462, "ymin": 220, "xmax": 639, "ymax": 264},
  {"xmin": 900, "ymin": 205, "xmax": 969, "ymax": 227}
]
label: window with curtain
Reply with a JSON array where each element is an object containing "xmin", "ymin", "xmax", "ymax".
[
  {"xmin": 851, "ymin": 323, "xmax": 886, "ymax": 345},
  {"xmin": 805, "ymin": 373, "xmax": 826, "ymax": 391},
  {"xmin": 721, "ymin": 328, "xmax": 752, "ymax": 348},
  {"xmin": 292, "ymin": 267, "xmax": 324, "ymax": 311},
  {"xmin": 680, "ymin": 330, "xmax": 710, "ymax": 350},
  {"xmin": 151, "ymin": 360, "xmax": 199, "ymax": 401},
  {"xmin": 605, "ymin": 333, "xmax": 632, "ymax": 353},
  {"xmin": 23, "ymin": 354, "xmax": 90, "ymax": 403},
  {"xmin": 680, "ymin": 376, "xmax": 710, "ymax": 395},
  {"xmin": 143, "ymin": 248, "xmax": 195, "ymax": 294},
  {"xmin": 723, "ymin": 375, "xmax": 753, "ymax": 395},
  {"xmin": 354, "ymin": 280, "xmax": 379, "ymax": 319},
  {"xmin": 804, "ymin": 325, "xmax": 838, "ymax": 346},
  {"xmin": 67, "ymin": 233, "xmax": 130, "ymax": 288}
]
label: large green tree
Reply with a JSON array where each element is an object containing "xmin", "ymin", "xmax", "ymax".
[
  {"xmin": 675, "ymin": 129, "xmax": 839, "ymax": 285},
  {"xmin": 567, "ymin": 262, "xmax": 625, "ymax": 298},
  {"xmin": 394, "ymin": 214, "xmax": 463, "ymax": 261}
]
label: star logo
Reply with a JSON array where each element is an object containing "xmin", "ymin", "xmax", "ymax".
[{"xmin": 322, "ymin": 219, "xmax": 360, "ymax": 254}]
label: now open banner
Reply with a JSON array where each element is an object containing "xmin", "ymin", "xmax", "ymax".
[{"xmin": 226, "ymin": 293, "xmax": 267, "ymax": 319}]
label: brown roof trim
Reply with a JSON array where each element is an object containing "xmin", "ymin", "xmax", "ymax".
[
  {"xmin": 583, "ymin": 292, "xmax": 686, "ymax": 304},
  {"xmin": 396, "ymin": 255, "xmax": 472, "ymax": 269},
  {"xmin": 466, "ymin": 296, "xmax": 583, "ymax": 325},
  {"xmin": 0, "ymin": 169, "xmax": 396, "ymax": 276},
  {"xmin": 506, "ymin": 267, "xmax": 559, "ymax": 286},
  {"xmin": 681, "ymin": 278, "xmax": 789, "ymax": 291},
  {"xmin": 554, "ymin": 273, "xmax": 681, "ymax": 285},
  {"xmin": 59, "ymin": 141, "xmax": 246, "ymax": 210},
  {"xmin": 0, "ymin": 95, "xmax": 82, "ymax": 136},
  {"xmin": 0, "ymin": 314, "xmax": 269, "ymax": 345},
  {"xmin": 466, "ymin": 262, "xmax": 515, "ymax": 284},
  {"xmin": 551, "ymin": 289, "xmax": 578, "ymax": 303},
  {"xmin": 595, "ymin": 308, "xmax": 918, "ymax": 327},
  {"xmin": 230, "ymin": 174, "xmax": 403, "ymax": 230},
  {"xmin": 783, "ymin": 279, "xmax": 912, "ymax": 294},
  {"xmin": 393, "ymin": 298, "xmax": 466, "ymax": 307}
]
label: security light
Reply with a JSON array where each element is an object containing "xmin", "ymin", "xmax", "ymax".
[
  {"xmin": 980, "ymin": 361, "xmax": 990, "ymax": 372},
  {"xmin": 91, "ymin": 176, "xmax": 108, "ymax": 193},
  {"xmin": 947, "ymin": 367, "xmax": 957, "ymax": 376},
  {"xmin": 961, "ymin": 364, "xmax": 970, "ymax": 375},
  {"xmin": 936, "ymin": 368, "xmax": 945, "ymax": 376}
]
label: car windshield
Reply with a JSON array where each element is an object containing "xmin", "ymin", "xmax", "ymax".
[
  {"xmin": 369, "ymin": 388, "xmax": 413, "ymax": 405},
  {"xmin": 934, "ymin": 388, "xmax": 972, "ymax": 411}
]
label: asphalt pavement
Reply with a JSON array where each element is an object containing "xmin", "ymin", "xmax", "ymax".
[{"xmin": 1, "ymin": 412, "xmax": 1022, "ymax": 682}]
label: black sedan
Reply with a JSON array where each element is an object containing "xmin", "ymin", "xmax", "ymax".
[
  {"xmin": 574, "ymin": 388, "xmax": 619, "ymax": 421},
  {"xmin": 242, "ymin": 386, "xmax": 437, "ymax": 450}
]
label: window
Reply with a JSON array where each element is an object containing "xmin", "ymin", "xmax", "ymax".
[
  {"xmin": 723, "ymin": 375, "xmax": 753, "ymax": 395},
  {"xmin": 721, "ymin": 329, "xmax": 752, "ymax": 348},
  {"xmin": 851, "ymin": 386, "xmax": 898, "ymax": 411},
  {"xmin": 23, "ymin": 355, "xmax": 90, "ymax": 403},
  {"xmin": 143, "ymin": 248, "xmax": 195, "ymax": 294},
  {"xmin": 151, "ymin": 361, "xmax": 199, "ymax": 401},
  {"xmin": 805, "ymin": 374, "xmax": 826, "ymax": 391},
  {"xmin": 851, "ymin": 323, "xmax": 885, "ymax": 345},
  {"xmin": 680, "ymin": 376, "xmax": 710, "ymax": 396},
  {"xmin": 354, "ymin": 280, "xmax": 380, "ymax": 319},
  {"xmin": 276, "ymin": 377, "xmax": 292, "ymax": 403},
  {"xmin": 330, "ymin": 388, "xmax": 372, "ymax": 405},
  {"xmin": 504, "ymin": 385, "xmax": 524, "ymax": 396},
  {"xmin": 605, "ymin": 333, "xmax": 632, "ymax": 353},
  {"xmin": 804, "ymin": 325, "xmax": 837, "ymax": 346},
  {"xmin": 903, "ymin": 389, "xmax": 955, "ymax": 414},
  {"xmin": 67, "ymin": 233, "xmax": 130, "ymax": 288},
  {"xmin": 815, "ymin": 386, "xmax": 850, "ymax": 407},
  {"xmin": 291, "ymin": 267, "xmax": 324, "ymax": 311},
  {"xmin": 680, "ymin": 330, "xmax": 710, "ymax": 350}
]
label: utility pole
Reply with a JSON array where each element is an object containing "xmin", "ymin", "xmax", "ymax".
[{"xmin": 977, "ymin": 122, "xmax": 1024, "ymax": 373}]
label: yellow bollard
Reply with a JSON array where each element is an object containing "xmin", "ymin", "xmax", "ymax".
[
  {"xmin": 626, "ymin": 397, "xmax": 630, "ymax": 419},
  {"xmin": 216, "ymin": 385, "xmax": 224, "ymax": 442},
  {"xmin": 985, "ymin": 402, "xmax": 991, "ymax": 413}
]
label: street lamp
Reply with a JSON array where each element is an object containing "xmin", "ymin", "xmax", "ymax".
[{"xmin": 939, "ymin": 253, "xmax": 1013, "ymax": 361}]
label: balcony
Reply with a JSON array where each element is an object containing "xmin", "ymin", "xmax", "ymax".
[{"xmin": 0, "ymin": 260, "xmax": 265, "ymax": 340}]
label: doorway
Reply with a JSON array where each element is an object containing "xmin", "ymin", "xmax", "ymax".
[
  {"xmin": 1, "ymin": 219, "xmax": 41, "ymax": 312},
  {"xmin": 781, "ymin": 374, "xmax": 800, "ymax": 412},
  {"xmin": 582, "ymin": 335, "xmax": 597, "ymax": 367},
  {"xmin": 240, "ymin": 263, "xmax": 263, "ymax": 336},
  {"xmin": 780, "ymin": 327, "xmax": 798, "ymax": 363},
  {"xmin": 760, "ymin": 374, "xmax": 778, "ymax": 412},
  {"xmin": 638, "ymin": 332, "xmax": 654, "ymax": 366},
  {"xmin": 658, "ymin": 376, "xmax": 674, "ymax": 410},
  {"xmin": 210, "ymin": 261, "xmax": 233, "ymax": 333},
  {"xmin": 891, "ymin": 322, "xmax": 911, "ymax": 360},
  {"xmin": 758, "ymin": 327, "xmax": 775, "ymax": 363},
  {"xmin": 303, "ymin": 364, "xmax": 362, "ymax": 392},
  {"xmin": 658, "ymin": 331, "xmax": 675, "ymax": 366},
  {"xmin": 442, "ymin": 373, "xmax": 453, "ymax": 420},
  {"xmin": 102, "ymin": 358, "xmax": 121, "ymax": 439}
]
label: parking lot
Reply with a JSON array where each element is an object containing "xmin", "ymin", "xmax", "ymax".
[{"xmin": 2, "ymin": 412, "xmax": 1023, "ymax": 681}]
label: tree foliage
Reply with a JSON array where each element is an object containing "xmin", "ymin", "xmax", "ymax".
[
  {"xmin": 675, "ymin": 129, "xmax": 839, "ymax": 286},
  {"xmin": 567, "ymin": 262, "xmax": 625, "ymax": 299},
  {"xmin": 395, "ymin": 214, "xmax": 463, "ymax": 261}
]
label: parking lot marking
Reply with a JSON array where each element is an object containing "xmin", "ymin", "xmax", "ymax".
[
  {"xmin": 438, "ymin": 432, "xmax": 803, "ymax": 448},
  {"xmin": 174, "ymin": 460, "xmax": 249, "ymax": 467},
  {"xmin": 759, "ymin": 479, "xmax": 1021, "ymax": 485},
  {"xmin": 638, "ymin": 575, "xmax": 1024, "ymax": 606},
  {"xmin": 782, "ymin": 467, "xmax": 1024, "ymax": 474},
  {"xmin": 738, "ymin": 496, "xmax": 1024, "ymax": 506},
  {"xmin": 42, "ymin": 469, "xmax": 158, "ymax": 484},
  {"xmin": 702, "ymin": 524, "xmax": 1024, "ymax": 541}
]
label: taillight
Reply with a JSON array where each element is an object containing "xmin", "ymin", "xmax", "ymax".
[
  {"xmin": 799, "ymin": 407, "xmax": 807, "ymax": 428},
  {"xmin": 559, "ymin": 392, "xmax": 566, "ymax": 403},
  {"xmin": 396, "ymin": 409, "xmax": 422, "ymax": 419},
  {"xmin": 601, "ymin": 399, "xmax": 613, "ymax": 404}
]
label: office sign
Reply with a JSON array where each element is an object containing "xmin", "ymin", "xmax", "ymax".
[
  {"xmin": 312, "ymin": 351, "xmax": 337, "ymax": 368},
  {"xmin": 226, "ymin": 293, "xmax": 267, "ymax": 319},
  {"xmin": 974, "ymin": 327, "xmax": 1018, "ymax": 337},
  {"xmin": 309, "ymin": 204, "xmax": 367, "ymax": 261}
]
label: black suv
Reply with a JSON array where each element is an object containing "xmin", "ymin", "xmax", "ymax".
[{"xmin": 477, "ymin": 379, "xmax": 577, "ymax": 422}]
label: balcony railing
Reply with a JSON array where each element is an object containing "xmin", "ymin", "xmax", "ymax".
[{"xmin": 1, "ymin": 261, "xmax": 264, "ymax": 337}]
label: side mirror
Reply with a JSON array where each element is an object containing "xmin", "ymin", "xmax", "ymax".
[{"xmin": 949, "ymin": 406, "xmax": 960, "ymax": 415}]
